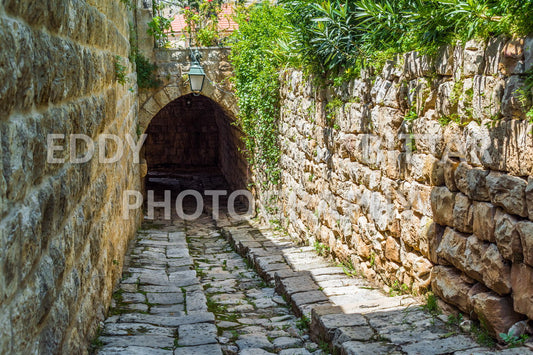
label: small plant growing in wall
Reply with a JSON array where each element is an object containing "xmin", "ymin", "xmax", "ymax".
[
  {"xmin": 499, "ymin": 331, "xmax": 529, "ymax": 348},
  {"xmin": 114, "ymin": 55, "xmax": 128, "ymax": 85},
  {"xmin": 135, "ymin": 53, "xmax": 161, "ymax": 89},
  {"xmin": 325, "ymin": 97, "xmax": 343, "ymax": 128},
  {"xmin": 422, "ymin": 292, "xmax": 440, "ymax": 316},
  {"xmin": 388, "ymin": 280, "xmax": 410, "ymax": 297},
  {"xmin": 313, "ymin": 241, "xmax": 330, "ymax": 256}
]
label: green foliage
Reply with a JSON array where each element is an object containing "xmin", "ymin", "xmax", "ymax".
[
  {"xmin": 296, "ymin": 314, "xmax": 310, "ymax": 330},
  {"xmin": 318, "ymin": 340, "xmax": 330, "ymax": 353},
  {"xmin": 280, "ymin": 0, "xmax": 533, "ymax": 76},
  {"xmin": 388, "ymin": 280, "xmax": 410, "ymax": 297},
  {"xmin": 499, "ymin": 331, "xmax": 529, "ymax": 348},
  {"xmin": 88, "ymin": 326, "xmax": 104, "ymax": 354},
  {"xmin": 230, "ymin": 3, "xmax": 290, "ymax": 187},
  {"xmin": 471, "ymin": 319, "xmax": 496, "ymax": 348},
  {"xmin": 128, "ymin": 21, "xmax": 161, "ymax": 90},
  {"xmin": 325, "ymin": 97, "xmax": 343, "ymax": 127},
  {"xmin": 119, "ymin": 0, "xmax": 135, "ymax": 10},
  {"xmin": 147, "ymin": 15, "xmax": 173, "ymax": 47},
  {"xmin": 182, "ymin": 0, "xmax": 232, "ymax": 46},
  {"xmin": 404, "ymin": 107, "xmax": 418, "ymax": 122},
  {"xmin": 114, "ymin": 56, "xmax": 127, "ymax": 85},
  {"xmin": 313, "ymin": 240, "xmax": 330, "ymax": 256},
  {"xmin": 446, "ymin": 313, "xmax": 463, "ymax": 327},
  {"xmin": 423, "ymin": 292, "xmax": 440, "ymax": 316},
  {"xmin": 338, "ymin": 260, "xmax": 358, "ymax": 277},
  {"xmin": 135, "ymin": 53, "xmax": 161, "ymax": 89}
]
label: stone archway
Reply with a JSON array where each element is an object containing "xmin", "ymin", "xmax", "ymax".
[
  {"xmin": 141, "ymin": 93, "xmax": 247, "ymax": 199},
  {"xmin": 138, "ymin": 82, "xmax": 237, "ymax": 136},
  {"xmin": 138, "ymin": 47, "xmax": 237, "ymax": 136}
]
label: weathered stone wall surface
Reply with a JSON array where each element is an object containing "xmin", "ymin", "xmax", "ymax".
[
  {"xmin": 0, "ymin": 1, "xmax": 141, "ymax": 353},
  {"xmin": 274, "ymin": 37, "xmax": 533, "ymax": 336}
]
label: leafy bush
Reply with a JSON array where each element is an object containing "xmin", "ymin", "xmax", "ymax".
[
  {"xmin": 280, "ymin": 0, "xmax": 533, "ymax": 75},
  {"xmin": 183, "ymin": 0, "xmax": 227, "ymax": 47},
  {"xmin": 147, "ymin": 15, "xmax": 173, "ymax": 47}
]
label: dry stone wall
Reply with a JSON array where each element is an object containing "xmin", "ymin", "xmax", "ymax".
[
  {"xmin": 273, "ymin": 37, "xmax": 533, "ymax": 337},
  {"xmin": 0, "ymin": 1, "xmax": 141, "ymax": 353}
]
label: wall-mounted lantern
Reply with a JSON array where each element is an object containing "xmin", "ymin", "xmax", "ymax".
[{"xmin": 188, "ymin": 49, "xmax": 205, "ymax": 95}]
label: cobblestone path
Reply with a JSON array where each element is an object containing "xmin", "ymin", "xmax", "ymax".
[
  {"xmin": 95, "ymin": 214, "xmax": 320, "ymax": 355},
  {"xmin": 94, "ymin": 173, "xmax": 530, "ymax": 355}
]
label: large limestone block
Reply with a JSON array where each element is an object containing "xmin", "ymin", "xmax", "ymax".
[
  {"xmin": 484, "ymin": 36, "xmax": 507, "ymax": 75},
  {"xmin": 454, "ymin": 162, "xmax": 490, "ymax": 201},
  {"xmin": 472, "ymin": 75, "xmax": 504, "ymax": 122},
  {"xmin": 463, "ymin": 235, "xmax": 486, "ymax": 282},
  {"xmin": 494, "ymin": 209, "xmax": 523, "ymax": 262},
  {"xmin": 436, "ymin": 227, "xmax": 467, "ymax": 270},
  {"xmin": 443, "ymin": 158, "xmax": 460, "ymax": 192},
  {"xmin": 502, "ymin": 75, "xmax": 527, "ymax": 119},
  {"xmin": 427, "ymin": 222, "xmax": 445, "ymax": 264},
  {"xmin": 411, "ymin": 110, "xmax": 445, "ymax": 157},
  {"xmin": 471, "ymin": 291, "xmax": 526, "ymax": 339},
  {"xmin": 430, "ymin": 186, "xmax": 456, "ymax": 227},
  {"xmin": 486, "ymin": 172, "xmax": 528, "ymax": 218},
  {"xmin": 407, "ymin": 182, "xmax": 432, "ymax": 217},
  {"xmin": 407, "ymin": 153, "xmax": 443, "ymax": 186},
  {"xmin": 436, "ymin": 81, "xmax": 458, "ymax": 118},
  {"xmin": 384, "ymin": 236, "xmax": 401, "ymax": 263},
  {"xmin": 435, "ymin": 45, "xmax": 454, "ymax": 75},
  {"xmin": 431, "ymin": 265, "xmax": 472, "ymax": 314},
  {"xmin": 500, "ymin": 38, "xmax": 525, "ymax": 75},
  {"xmin": 453, "ymin": 193, "xmax": 473, "ymax": 234},
  {"xmin": 462, "ymin": 39, "xmax": 486, "ymax": 76},
  {"xmin": 372, "ymin": 78, "xmax": 399, "ymax": 109},
  {"xmin": 525, "ymin": 37, "xmax": 533, "ymax": 72},
  {"xmin": 510, "ymin": 263, "xmax": 533, "ymax": 319},
  {"xmin": 481, "ymin": 243, "xmax": 511, "ymax": 295},
  {"xmin": 516, "ymin": 221, "xmax": 533, "ymax": 267},
  {"xmin": 472, "ymin": 202, "xmax": 497, "ymax": 242},
  {"xmin": 400, "ymin": 211, "xmax": 432, "ymax": 255},
  {"xmin": 526, "ymin": 178, "xmax": 533, "ymax": 220},
  {"xmin": 436, "ymin": 229, "xmax": 510, "ymax": 294},
  {"xmin": 463, "ymin": 121, "xmax": 495, "ymax": 168}
]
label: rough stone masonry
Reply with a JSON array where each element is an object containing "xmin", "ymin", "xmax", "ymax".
[
  {"xmin": 270, "ymin": 37, "xmax": 533, "ymax": 339},
  {"xmin": 0, "ymin": 1, "xmax": 141, "ymax": 353}
]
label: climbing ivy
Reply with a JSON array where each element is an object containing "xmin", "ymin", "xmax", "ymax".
[{"xmin": 230, "ymin": 3, "xmax": 290, "ymax": 187}]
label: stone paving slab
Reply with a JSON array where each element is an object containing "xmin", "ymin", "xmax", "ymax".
[
  {"xmin": 186, "ymin": 216, "xmax": 321, "ymax": 355},
  {"xmin": 177, "ymin": 323, "xmax": 218, "ymax": 346},
  {"xmin": 173, "ymin": 344, "xmax": 223, "ymax": 355},
  {"xmin": 98, "ymin": 346, "xmax": 173, "ymax": 355},
  {"xmin": 99, "ymin": 335, "xmax": 175, "ymax": 348}
]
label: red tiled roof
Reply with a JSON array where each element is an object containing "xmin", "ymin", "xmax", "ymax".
[{"xmin": 169, "ymin": 4, "xmax": 238, "ymax": 35}]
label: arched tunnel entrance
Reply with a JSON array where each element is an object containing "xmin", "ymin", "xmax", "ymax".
[{"xmin": 142, "ymin": 94, "xmax": 248, "ymax": 218}]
